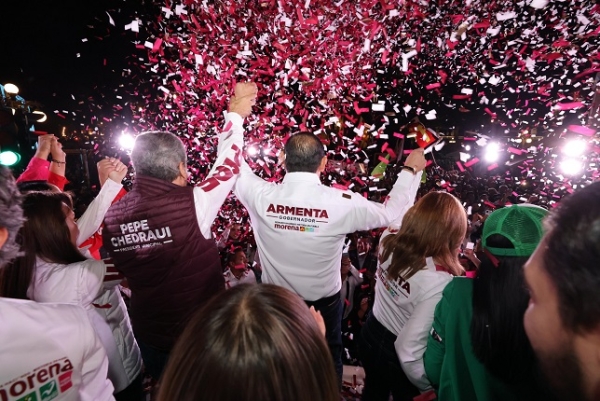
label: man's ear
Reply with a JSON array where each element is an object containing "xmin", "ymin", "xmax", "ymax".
[
  {"xmin": 178, "ymin": 162, "xmax": 187, "ymax": 178},
  {"xmin": 317, "ymin": 156, "xmax": 327, "ymax": 173},
  {"xmin": 0, "ymin": 227, "xmax": 8, "ymax": 250},
  {"xmin": 278, "ymin": 150, "xmax": 286, "ymax": 169}
]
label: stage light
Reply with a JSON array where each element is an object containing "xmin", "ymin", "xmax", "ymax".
[
  {"xmin": 119, "ymin": 133, "xmax": 135, "ymax": 150},
  {"xmin": 562, "ymin": 139, "xmax": 586, "ymax": 158},
  {"xmin": 464, "ymin": 145, "xmax": 471, "ymax": 151},
  {"xmin": 560, "ymin": 159, "xmax": 584, "ymax": 176},
  {"xmin": 0, "ymin": 150, "xmax": 21, "ymax": 166},
  {"xmin": 247, "ymin": 146, "xmax": 258, "ymax": 156},
  {"xmin": 3, "ymin": 84, "xmax": 19, "ymax": 95},
  {"xmin": 484, "ymin": 143, "xmax": 500, "ymax": 163}
]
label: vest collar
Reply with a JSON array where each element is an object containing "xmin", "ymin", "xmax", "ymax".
[
  {"xmin": 282, "ymin": 172, "xmax": 322, "ymax": 185},
  {"xmin": 133, "ymin": 174, "xmax": 185, "ymax": 195}
]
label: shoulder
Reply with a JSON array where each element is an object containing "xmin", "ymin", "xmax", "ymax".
[
  {"xmin": 0, "ymin": 298, "xmax": 87, "ymax": 325},
  {"xmin": 441, "ymin": 277, "xmax": 473, "ymax": 301}
]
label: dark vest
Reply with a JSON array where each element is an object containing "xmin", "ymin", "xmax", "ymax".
[{"xmin": 102, "ymin": 175, "xmax": 224, "ymax": 351}]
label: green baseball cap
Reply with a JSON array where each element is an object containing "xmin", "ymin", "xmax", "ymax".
[{"xmin": 482, "ymin": 204, "xmax": 548, "ymax": 257}]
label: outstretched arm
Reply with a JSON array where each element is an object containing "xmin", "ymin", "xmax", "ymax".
[
  {"xmin": 193, "ymin": 82, "xmax": 258, "ymax": 239},
  {"xmin": 345, "ymin": 148, "xmax": 427, "ymax": 233}
]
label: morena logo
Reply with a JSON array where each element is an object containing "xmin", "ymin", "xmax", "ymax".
[{"xmin": 0, "ymin": 358, "xmax": 73, "ymax": 401}]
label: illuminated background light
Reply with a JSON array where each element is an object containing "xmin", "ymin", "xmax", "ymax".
[
  {"xmin": 484, "ymin": 143, "xmax": 500, "ymax": 163},
  {"xmin": 560, "ymin": 158, "xmax": 584, "ymax": 176},
  {"xmin": 118, "ymin": 133, "xmax": 136, "ymax": 150},
  {"xmin": 0, "ymin": 151, "xmax": 21, "ymax": 166},
  {"xmin": 562, "ymin": 139, "xmax": 587, "ymax": 158}
]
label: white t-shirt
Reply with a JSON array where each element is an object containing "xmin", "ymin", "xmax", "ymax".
[
  {"xmin": 235, "ymin": 166, "xmax": 421, "ymax": 301},
  {"xmin": 223, "ymin": 268, "xmax": 256, "ymax": 288},
  {"xmin": 372, "ymin": 238, "xmax": 453, "ymax": 392},
  {"xmin": 0, "ymin": 298, "xmax": 114, "ymax": 401}
]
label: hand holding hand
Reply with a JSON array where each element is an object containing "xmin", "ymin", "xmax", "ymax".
[
  {"xmin": 229, "ymin": 82, "xmax": 258, "ymax": 118},
  {"xmin": 108, "ymin": 158, "xmax": 128, "ymax": 183},
  {"xmin": 404, "ymin": 148, "xmax": 427, "ymax": 172},
  {"xmin": 97, "ymin": 158, "xmax": 115, "ymax": 187},
  {"xmin": 35, "ymin": 135, "xmax": 55, "ymax": 160},
  {"xmin": 50, "ymin": 137, "xmax": 66, "ymax": 161}
]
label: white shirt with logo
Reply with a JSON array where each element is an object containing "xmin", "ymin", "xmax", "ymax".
[
  {"xmin": 372, "ymin": 243, "xmax": 453, "ymax": 392},
  {"xmin": 0, "ymin": 298, "xmax": 114, "ymax": 401},
  {"xmin": 235, "ymin": 166, "xmax": 421, "ymax": 301}
]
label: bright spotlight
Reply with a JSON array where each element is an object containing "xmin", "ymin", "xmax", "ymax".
[
  {"xmin": 464, "ymin": 145, "xmax": 471, "ymax": 151},
  {"xmin": 0, "ymin": 151, "xmax": 21, "ymax": 166},
  {"xmin": 247, "ymin": 146, "xmax": 258, "ymax": 156},
  {"xmin": 4, "ymin": 83, "xmax": 19, "ymax": 95},
  {"xmin": 119, "ymin": 133, "xmax": 136, "ymax": 150},
  {"xmin": 563, "ymin": 139, "xmax": 586, "ymax": 158},
  {"xmin": 560, "ymin": 159, "xmax": 584, "ymax": 176},
  {"xmin": 484, "ymin": 143, "xmax": 500, "ymax": 163}
]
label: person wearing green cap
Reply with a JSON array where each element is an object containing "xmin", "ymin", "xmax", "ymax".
[{"xmin": 423, "ymin": 204, "xmax": 551, "ymax": 401}]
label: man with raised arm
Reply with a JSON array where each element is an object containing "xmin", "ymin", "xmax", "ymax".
[
  {"xmin": 102, "ymin": 82, "xmax": 257, "ymax": 379},
  {"xmin": 235, "ymin": 132, "xmax": 426, "ymax": 384}
]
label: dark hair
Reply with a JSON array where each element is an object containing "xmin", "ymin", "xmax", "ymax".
[
  {"xmin": 380, "ymin": 192, "xmax": 467, "ymax": 280},
  {"xmin": 0, "ymin": 192, "xmax": 86, "ymax": 299},
  {"xmin": 284, "ymin": 133, "xmax": 325, "ymax": 173},
  {"xmin": 226, "ymin": 246, "xmax": 245, "ymax": 265},
  {"xmin": 17, "ymin": 180, "xmax": 58, "ymax": 193},
  {"xmin": 542, "ymin": 181, "xmax": 600, "ymax": 332},
  {"xmin": 470, "ymin": 234, "xmax": 535, "ymax": 384},
  {"xmin": 0, "ymin": 167, "xmax": 24, "ymax": 267},
  {"xmin": 158, "ymin": 284, "xmax": 339, "ymax": 401}
]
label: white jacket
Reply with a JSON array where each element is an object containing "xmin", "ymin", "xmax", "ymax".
[
  {"xmin": 29, "ymin": 258, "xmax": 142, "ymax": 393},
  {"xmin": 0, "ymin": 297, "xmax": 114, "ymax": 401},
  {"xmin": 235, "ymin": 165, "xmax": 421, "ymax": 301},
  {"xmin": 372, "ymin": 246, "xmax": 452, "ymax": 392}
]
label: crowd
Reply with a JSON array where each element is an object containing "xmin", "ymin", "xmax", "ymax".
[{"xmin": 0, "ymin": 82, "xmax": 599, "ymax": 401}]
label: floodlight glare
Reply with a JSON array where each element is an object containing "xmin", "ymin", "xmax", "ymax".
[
  {"xmin": 562, "ymin": 139, "xmax": 586, "ymax": 158},
  {"xmin": 119, "ymin": 133, "xmax": 136, "ymax": 150},
  {"xmin": 0, "ymin": 151, "xmax": 21, "ymax": 166},
  {"xmin": 247, "ymin": 146, "xmax": 258, "ymax": 156},
  {"xmin": 560, "ymin": 159, "xmax": 584, "ymax": 176},
  {"xmin": 484, "ymin": 143, "xmax": 500, "ymax": 163}
]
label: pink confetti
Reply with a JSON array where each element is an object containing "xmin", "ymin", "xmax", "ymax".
[{"xmin": 568, "ymin": 125, "xmax": 596, "ymax": 136}]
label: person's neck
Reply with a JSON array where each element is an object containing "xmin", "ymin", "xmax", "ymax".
[{"xmin": 230, "ymin": 267, "xmax": 244, "ymax": 279}]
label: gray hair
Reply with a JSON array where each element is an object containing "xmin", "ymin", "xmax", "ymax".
[
  {"xmin": 0, "ymin": 167, "xmax": 24, "ymax": 267},
  {"xmin": 131, "ymin": 131, "xmax": 187, "ymax": 182}
]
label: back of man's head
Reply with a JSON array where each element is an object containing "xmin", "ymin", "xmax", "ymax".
[
  {"xmin": 544, "ymin": 181, "xmax": 600, "ymax": 332},
  {"xmin": 131, "ymin": 131, "xmax": 186, "ymax": 182},
  {"xmin": 0, "ymin": 167, "xmax": 24, "ymax": 267},
  {"xmin": 284, "ymin": 133, "xmax": 325, "ymax": 173}
]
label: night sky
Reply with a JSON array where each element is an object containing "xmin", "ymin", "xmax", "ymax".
[{"xmin": 0, "ymin": 0, "xmax": 142, "ymax": 133}]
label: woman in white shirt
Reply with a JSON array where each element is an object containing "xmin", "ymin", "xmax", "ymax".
[
  {"xmin": 358, "ymin": 191, "xmax": 467, "ymax": 401},
  {"xmin": 0, "ymin": 191, "xmax": 142, "ymax": 400}
]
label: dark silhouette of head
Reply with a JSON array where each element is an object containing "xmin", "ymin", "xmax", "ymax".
[
  {"xmin": 158, "ymin": 284, "xmax": 339, "ymax": 401},
  {"xmin": 284, "ymin": 133, "xmax": 326, "ymax": 173}
]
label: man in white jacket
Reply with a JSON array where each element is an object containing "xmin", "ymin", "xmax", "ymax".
[
  {"xmin": 234, "ymin": 132, "xmax": 426, "ymax": 383},
  {"xmin": 0, "ymin": 167, "xmax": 114, "ymax": 401}
]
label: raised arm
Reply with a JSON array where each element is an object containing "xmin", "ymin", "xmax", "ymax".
[
  {"xmin": 16, "ymin": 135, "xmax": 54, "ymax": 183},
  {"xmin": 48, "ymin": 136, "xmax": 67, "ymax": 189},
  {"xmin": 76, "ymin": 158, "xmax": 126, "ymax": 246},
  {"xmin": 193, "ymin": 82, "xmax": 258, "ymax": 239},
  {"xmin": 345, "ymin": 148, "xmax": 426, "ymax": 233}
]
